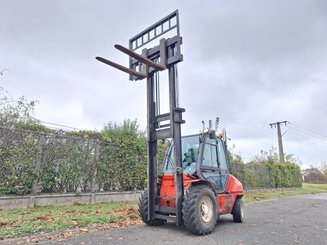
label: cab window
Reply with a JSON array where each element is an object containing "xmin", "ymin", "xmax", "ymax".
[
  {"xmin": 217, "ymin": 139, "xmax": 228, "ymax": 173},
  {"xmin": 163, "ymin": 135, "xmax": 199, "ymax": 174},
  {"xmin": 202, "ymin": 142, "xmax": 218, "ymax": 168}
]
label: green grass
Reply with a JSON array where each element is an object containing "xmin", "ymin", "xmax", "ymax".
[
  {"xmin": 0, "ymin": 201, "xmax": 139, "ymax": 239},
  {"xmin": 1, "ymin": 184, "xmax": 327, "ymax": 239},
  {"xmin": 243, "ymin": 183, "xmax": 327, "ymax": 203}
]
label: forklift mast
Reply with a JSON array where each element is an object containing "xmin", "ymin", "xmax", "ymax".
[{"xmin": 96, "ymin": 10, "xmax": 185, "ymax": 225}]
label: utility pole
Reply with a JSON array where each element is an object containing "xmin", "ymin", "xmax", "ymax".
[{"xmin": 269, "ymin": 121, "xmax": 287, "ymax": 163}]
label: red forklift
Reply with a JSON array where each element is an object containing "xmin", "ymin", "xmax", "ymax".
[{"xmin": 96, "ymin": 10, "xmax": 244, "ymax": 235}]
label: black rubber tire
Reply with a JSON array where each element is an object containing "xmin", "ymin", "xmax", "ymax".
[
  {"xmin": 232, "ymin": 197, "xmax": 244, "ymax": 223},
  {"xmin": 182, "ymin": 185, "xmax": 218, "ymax": 235},
  {"xmin": 138, "ymin": 189, "xmax": 165, "ymax": 226}
]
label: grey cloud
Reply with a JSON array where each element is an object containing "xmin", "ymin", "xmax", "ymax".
[{"xmin": 1, "ymin": 0, "xmax": 326, "ymax": 167}]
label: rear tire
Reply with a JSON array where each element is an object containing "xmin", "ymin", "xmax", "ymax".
[
  {"xmin": 138, "ymin": 189, "xmax": 165, "ymax": 226},
  {"xmin": 182, "ymin": 185, "xmax": 218, "ymax": 235},
  {"xmin": 232, "ymin": 197, "xmax": 244, "ymax": 223}
]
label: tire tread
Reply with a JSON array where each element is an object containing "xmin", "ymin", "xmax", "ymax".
[
  {"xmin": 182, "ymin": 185, "xmax": 217, "ymax": 235},
  {"xmin": 138, "ymin": 190, "xmax": 165, "ymax": 226}
]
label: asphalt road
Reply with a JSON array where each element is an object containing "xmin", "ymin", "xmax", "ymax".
[{"xmin": 5, "ymin": 193, "xmax": 327, "ymax": 245}]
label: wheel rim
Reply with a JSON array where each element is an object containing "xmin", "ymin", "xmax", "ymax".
[{"xmin": 199, "ymin": 196, "xmax": 214, "ymax": 223}]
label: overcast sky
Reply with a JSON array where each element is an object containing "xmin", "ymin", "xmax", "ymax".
[{"xmin": 1, "ymin": 0, "xmax": 327, "ymax": 168}]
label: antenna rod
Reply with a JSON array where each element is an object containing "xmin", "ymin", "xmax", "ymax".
[
  {"xmin": 209, "ymin": 120, "xmax": 212, "ymax": 130},
  {"xmin": 215, "ymin": 117, "xmax": 220, "ymax": 131}
]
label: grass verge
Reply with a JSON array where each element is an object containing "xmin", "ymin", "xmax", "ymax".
[
  {"xmin": 243, "ymin": 183, "xmax": 327, "ymax": 203},
  {"xmin": 0, "ymin": 201, "xmax": 140, "ymax": 240}
]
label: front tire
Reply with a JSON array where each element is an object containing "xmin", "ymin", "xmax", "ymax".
[
  {"xmin": 138, "ymin": 189, "xmax": 165, "ymax": 226},
  {"xmin": 232, "ymin": 197, "xmax": 244, "ymax": 223},
  {"xmin": 182, "ymin": 185, "xmax": 218, "ymax": 235}
]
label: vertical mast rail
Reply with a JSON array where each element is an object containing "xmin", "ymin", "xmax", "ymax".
[{"xmin": 97, "ymin": 10, "xmax": 185, "ymax": 225}]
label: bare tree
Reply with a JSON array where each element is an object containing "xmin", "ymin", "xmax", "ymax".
[{"xmin": 321, "ymin": 161, "xmax": 327, "ymax": 177}]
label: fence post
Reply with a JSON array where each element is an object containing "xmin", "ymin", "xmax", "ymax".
[
  {"xmin": 29, "ymin": 133, "xmax": 46, "ymax": 208},
  {"xmin": 90, "ymin": 140, "xmax": 99, "ymax": 204}
]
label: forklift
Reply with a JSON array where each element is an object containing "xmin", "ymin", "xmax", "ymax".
[{"xmin": 96, "ymin": 10, "xmax": 244, "ymax": 235}]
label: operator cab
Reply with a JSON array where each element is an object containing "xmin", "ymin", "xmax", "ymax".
[{"xmin": 163, "ymin": 132, "xmax": 229, "ymax": 193}]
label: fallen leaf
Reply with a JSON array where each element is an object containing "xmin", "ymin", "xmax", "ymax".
[
  {"xmin": 61, "ymin": 231, "xmax": 74, "ymax": 238},
  {"xmin": 36, "ymin": 215, "xmax": 54, "ymax": 221},
  {"xmin": 65, "ymin": 210, "xmax": 78, "ymax": 214},
  {"xmin": 0, "ymin": 222, "xmax": 8, "ymax": 227}
]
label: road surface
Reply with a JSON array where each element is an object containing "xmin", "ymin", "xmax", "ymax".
[{"xmin": 4, "ymin": 193, "xmax": 327, "ymax": 245}]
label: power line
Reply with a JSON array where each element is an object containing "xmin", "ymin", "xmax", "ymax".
[
  {"xmin": 38, "ymin": 120, "xmax": 84, "ymax": 131},
  {"xmin": 0, "ymin": 68, "xmax": 9, "ymax": 75},
  {"xmin": 287, "ymin": 126, "xmax": 326, "ymax": 142},
  {"xmin": 287, "ymin": 127, "xmax": 327, "ymax": 147},
  {"xmin": 287, "ymin": 122, "xmax": 327, "ymax": 145},
  {"xmin": 288, "ymin": 122, "xmax": 327, "ymax": 140},
  {"xmin": 0, "ymin": 114, "xmax": 94, "ymax": 132}
]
